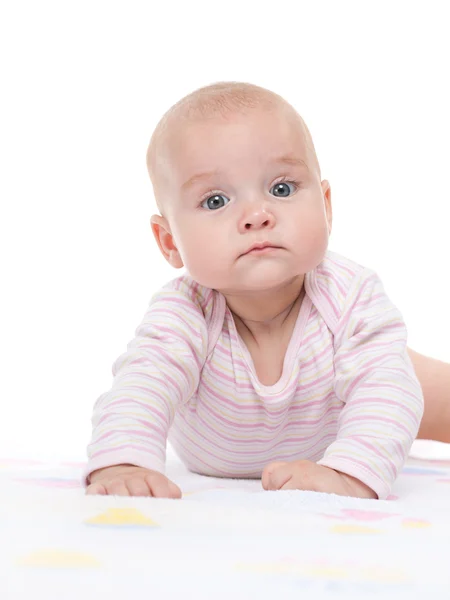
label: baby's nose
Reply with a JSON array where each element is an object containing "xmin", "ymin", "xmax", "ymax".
[{"xmin": 240, "ymin": 209, "xmax": 275, "ymax": 232}]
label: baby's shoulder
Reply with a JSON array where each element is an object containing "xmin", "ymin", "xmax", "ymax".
[
  {"xmin": 315, "ymin": 250, "xmax": 366, "ymax": 290},
  {"xmin": 309, "ymin": 251, "xmax": 373, "ymax": 328},
  {"xmin": 151, "ymin": 274, "xmax": 220, "ymax": 326}
]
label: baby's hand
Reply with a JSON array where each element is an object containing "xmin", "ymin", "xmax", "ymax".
[
  {"xmin": 261, "ymin": 460, "xmax": 377, "ymax": 499},
  {"xmin": 85, "ymin": 464, "xmax": 182, "ymax": 498}
]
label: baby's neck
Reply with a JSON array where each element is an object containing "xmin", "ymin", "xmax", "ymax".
[{"xmin": 225, "ymin": 276, "xmax": 305, "ymax": 340}]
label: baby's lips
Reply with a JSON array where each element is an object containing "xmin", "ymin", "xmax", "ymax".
[{"xmin": 240, "ymin": 242, "xmax": 282, "ymax": 257}]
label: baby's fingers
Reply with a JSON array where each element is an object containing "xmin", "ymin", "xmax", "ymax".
[
  {"xmin": 85, "ymin": 482, "xmax": 107, "ymax": 496},
  {"xmin": 145, "ymin": 473, "xmax": 181, "ymax": 499},
  {"xmin": 126, "ymin": 477, "xmax": 153, "ymax": 497},
  {"xmin": 262, "ymin": 461, "xmax": 291, "ymax": 490},
  {"xmin": 105, "ymin": 480, "xmax": 131, "ymax": 496}
]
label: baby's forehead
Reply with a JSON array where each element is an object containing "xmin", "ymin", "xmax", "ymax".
[{"xmin": 163, "ymin": 106, "xmax": 311, "ymax": 163}]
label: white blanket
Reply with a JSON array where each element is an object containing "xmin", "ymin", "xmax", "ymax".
[{"xmin": 1, "ymin": 441, "xmax": 450, "ymax": 599}]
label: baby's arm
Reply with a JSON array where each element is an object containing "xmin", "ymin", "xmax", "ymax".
[
  {"xmin": 316, "ymin": 268, "xmax": 424, "ymax": 498},
  {"xmin": 264, "ymin": 269, "xmax": 424, "ymax": 499},
  {"xmin": 84, "ymin": 281, "xmax": 209, "ymax": 496}
]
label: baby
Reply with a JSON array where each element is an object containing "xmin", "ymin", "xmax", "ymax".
[{"xmin": 85, "ymin": 82, "xmax": 450, "ymax": 500}]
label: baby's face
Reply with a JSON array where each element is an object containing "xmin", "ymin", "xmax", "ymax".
[{"xmin": 154, "ymin": 107, "xmax": 331, "ymax": 294}]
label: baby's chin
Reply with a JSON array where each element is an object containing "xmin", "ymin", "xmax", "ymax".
[{"xmin": 205, "ymin": 268, "xmax": 305, "ymax": 295}]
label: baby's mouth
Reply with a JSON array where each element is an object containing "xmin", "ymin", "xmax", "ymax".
[{"xmin": 241, "ymin": 242, "xmax": 282, "ymax": 257}]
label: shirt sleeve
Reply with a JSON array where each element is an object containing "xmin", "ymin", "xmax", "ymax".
[
  {"xmin": 317, "ymin": 268, "xmax": 424, "ymax": 499},
  {"xmin": 84, "ymin": 283, "xmax": 209, "ymax": 485}
]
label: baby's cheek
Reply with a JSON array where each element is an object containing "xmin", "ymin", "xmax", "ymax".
[
  {"xmin": 296, "ymin": 216, "xmax": 329, "ymax": 266},
  {"xmin": 180, "ymin": 236, "xmax": 230, "ymax": 287}
]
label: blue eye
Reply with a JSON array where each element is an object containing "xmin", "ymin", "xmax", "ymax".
[
  {"xmin": 201, "ymin": 194, "xmax": 230, "ymax": 210},
  {"xmin": 270, "ymin": 182, "xmax": 296, "ymax": 197}
]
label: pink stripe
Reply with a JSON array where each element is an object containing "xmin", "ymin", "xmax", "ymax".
[
  {"xmin": 327, "ymin": 256, "xmax": 357, "ymax": 277},
  {"xmin": 319, "ymin": 286, "xmax": 340, "ymax": 319},
  {"xmin": 351, "ymin": 437, "xmax": 400, "ymax": 477},
  {"xmin": 188, "ymin": 393, "xmax": 340, "ymax": 431},
  {"xmin": 343, "ymin": 396, "xmax": 421, "ymax": 422},
  {"xmin": 104, "ymin": 392, "xmax": 170, "ymax": 418},
  {"xmin": 299, "ymin": 343, "xmax": 332, "ymax": 368},
  {"xmin": 122, "ymin": 365, "xmax": 186, "ymax": 402},
  {"xmin": 95, "ymin": 421, "xmax": 166, "ymax": 443},
  {"xmin": 340, "ymin": 414, "xmax": 412, "ymax": 438},
  {"xmin": 151, "ymin": 308, "xmax": 204, "ymax": 340},
  {"xmin": 344, "ymin": 353, "xmax": 406, "ymax": 397},
  {"xmin": 336, "ymin": 339, "xmax": 404, "ymax": 362},
  {"xmin": 359, "ymin": 381, "xmax": 421, "ymax": 402},
  {"xmin": 90, "ymin": 445, "xmax": 161, "ymax": 461},
  {"xmin": 319, "ymin": 269, "xmax": 347, "ymax": 297},
  {"xmin": 301, "ymin": 326, "xmax": 326, "ymax": 348}
]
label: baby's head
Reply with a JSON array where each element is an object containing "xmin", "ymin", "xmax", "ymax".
[{"xmin": 147, "ymin": 82, "xmax": 332, "ymax": 294}]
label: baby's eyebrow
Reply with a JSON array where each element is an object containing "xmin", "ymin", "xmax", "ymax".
[
  {"xmin": 181, "ymin": 169, "xmax": 221, "ymax": 192},
  {"xmin": 272, "ymin": 154, "xmax": 309, "ymax": 171},
  {"xmin": 181, "ymin": 155, "xmax": 309, "ymax": 192}
]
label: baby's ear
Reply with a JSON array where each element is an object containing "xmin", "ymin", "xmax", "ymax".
[
  {"xmin": 321, "ymin": 180, "xmax": 332, "ymax": 234},
  {"xmin": 150, "ymin": 215, "xmax": 184, "ymax": 268}
]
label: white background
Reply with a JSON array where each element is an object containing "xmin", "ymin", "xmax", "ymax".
[{"xmin": 1, "ymin": 1, "xmax": 449, "ymax": 459}]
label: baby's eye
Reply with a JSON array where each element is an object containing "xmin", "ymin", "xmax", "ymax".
[
  {"xmin": 201, "ymin": 194, "xmax": 230, "ymax": 210},
  {"xmin": 270, "ymin": 182, "xmax": 296, "ymax": 197}
]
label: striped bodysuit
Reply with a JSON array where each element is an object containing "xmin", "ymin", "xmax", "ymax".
[{"xmin": 86, "ymin": 251, "xmax": 423, "ymax": 498}]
